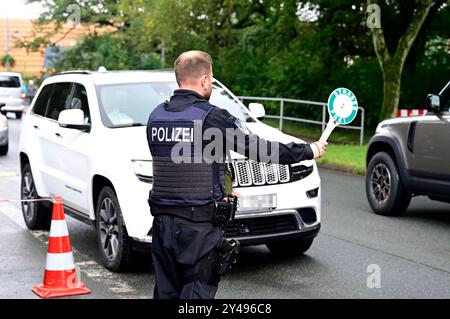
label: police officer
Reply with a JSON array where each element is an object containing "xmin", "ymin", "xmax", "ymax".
[{"xmin": 146, "ymin": 50, "xmax": 327, "ymax": 299}]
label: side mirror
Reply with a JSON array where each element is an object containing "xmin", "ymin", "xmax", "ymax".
[
  {"xmin": 58, "ymin": 109, "xmax": 90, "ymax": 131},
  {"xmin": 425, "ymin": 94, "xmax": 441, "ymax": 113},
  {"xmin": 249, "ymin": 102, "xmax": 266, "ymax": 119}
]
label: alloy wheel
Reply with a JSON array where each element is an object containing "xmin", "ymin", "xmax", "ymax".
[
  {"xmin": 21, "ymin": 171, "xmax": 36, "ymax": 222},
  {"xmin": 370, "ymin": 163, "xmax": 392, "ymax": 204},
  {"xmin": 99, "ymin": 197, "xmax": 120, "ymax": 261}
]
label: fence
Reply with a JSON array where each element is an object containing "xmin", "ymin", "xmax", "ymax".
[{"xmin": 238, "ymin": 96, "xmax": 365, "ymax": 147}]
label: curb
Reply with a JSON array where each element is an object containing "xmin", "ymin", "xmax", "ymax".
[{"xmin": 316, "ymin": 162, "xmax": 365, "ymax": 176}]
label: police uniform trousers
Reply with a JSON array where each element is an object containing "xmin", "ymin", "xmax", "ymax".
[{"xmin": 151, "ymin": 214, "xmax": 222, "ymax": 299}]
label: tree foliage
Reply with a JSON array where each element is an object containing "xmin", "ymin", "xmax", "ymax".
[
  {"xmin": 1, "ymin": 54, "xmax": 16, "ymax": 69},
  {"xmin": 21, "ymin": 0, "xmax": 449, "ymax": 128}
]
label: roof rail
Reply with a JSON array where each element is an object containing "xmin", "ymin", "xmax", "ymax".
[{"xmin": 53, "ymin": 70, "xmax": 92, "ymax": 76}]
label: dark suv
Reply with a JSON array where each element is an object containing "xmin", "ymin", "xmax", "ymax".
[{"xmin": 366, "ymin": 80, "xmax": 450, "ymax": 216}]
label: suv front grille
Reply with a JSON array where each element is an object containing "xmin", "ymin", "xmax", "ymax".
[
  {"xmin": 224, "ymin": 215, "xmax": 298, "ymax": 238},
  {"xmin": 226, "ymin": 160, "xmax": 290, "ymax": 187}
]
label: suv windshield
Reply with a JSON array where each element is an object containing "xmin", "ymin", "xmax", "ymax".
[
  {"xmin": 96, "ymin": 81, "xmax": 253, "ymax": 128},
  {"xmin": 0, "ymin": 75, "xmax": 20, "ymax": 88}
]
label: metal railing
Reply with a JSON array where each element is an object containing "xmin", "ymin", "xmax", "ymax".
[{"xmin": 238, "ymin": 96, "xmax": 365, "ymax": 146}]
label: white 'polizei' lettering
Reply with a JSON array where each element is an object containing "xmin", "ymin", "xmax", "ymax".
[
  {"xmin": 157, "ymin": 127, "xmax": 165, "ymax": 141},
  {"xmin": 152, "ymin": 126, "xmax": 194, "ymax": 142},
  {"xmin": 164, "ymin": 127, "xmax": 171, "ymax": 142},
  {"xmin": 183, "ymin": 128, "xmax": 193, "ymax": 142},
  {"xmin": 174, "ymin": 127, "xmax": 182, "ymax": 142}
]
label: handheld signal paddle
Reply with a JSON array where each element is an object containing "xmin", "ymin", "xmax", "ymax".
[{"xmin": 320, "ymin": 88, "xmax": 358, "ymax": 142}]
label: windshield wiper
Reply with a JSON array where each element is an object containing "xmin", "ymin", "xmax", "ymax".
[{"xmin": 114, "ymin": 122, "xmax": 146, "ymax": 128}]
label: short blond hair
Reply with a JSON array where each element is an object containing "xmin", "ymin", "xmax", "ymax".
[{"xmin": 174, "ymin": 50, "xmax": 212, "ymax": 86}]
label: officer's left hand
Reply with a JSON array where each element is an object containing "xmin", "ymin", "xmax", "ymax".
[
  {"xmin": 222, "ymin": 192, "xmax": 240, "ymax": 202},
  {"xmin": 311, "ymin": 141, "xmax": 328, "ymax": 158}
]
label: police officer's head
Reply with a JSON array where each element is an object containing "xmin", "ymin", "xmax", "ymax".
[{"xmin": 174, "ymin": 50, "xmax": 213, "ymax": 100}]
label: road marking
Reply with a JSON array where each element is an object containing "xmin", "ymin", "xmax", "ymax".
[
  {"xmin": 0, "ymin": 203, "xmax": 147, "ymax": 298},
  {"xmin": 0, "ymin": 172, "xmax": 17, "ymax": 177},
  {"xmin": 0, "ymin": 203, "xmax": 26, "ymax": 228}
]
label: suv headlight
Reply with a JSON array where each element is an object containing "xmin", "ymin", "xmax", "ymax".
[{"xmin": 131, "ymin": 160, "xmax": 153, "ymax": 183}]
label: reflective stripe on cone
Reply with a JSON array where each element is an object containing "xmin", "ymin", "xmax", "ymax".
[
  {"xmin": 49, "ymin": 220, "xmax": 69, "ymax": 237},
  {"xmin": 45, "ymin": 252, "xmax": 75, "ymax": 271}
]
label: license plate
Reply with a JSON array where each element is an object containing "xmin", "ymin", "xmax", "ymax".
[{"xmin": 237, "ymin": 193, "xmax": 277, "ymax": 213}]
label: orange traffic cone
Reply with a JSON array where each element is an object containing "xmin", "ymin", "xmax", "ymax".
[{"xmin": 32, "ymin": 196, "xmax": 91, "ymax": 298}]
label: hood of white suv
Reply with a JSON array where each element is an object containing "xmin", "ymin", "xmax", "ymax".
[{"xmin": 107, "ymin": 120, "xmax": 309, "ymax": 165}]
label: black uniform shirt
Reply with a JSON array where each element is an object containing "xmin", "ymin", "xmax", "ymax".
[
  {"xmin": 161, "ymin": 89, "xmax": 314, "ymax": 163},
  {"xmin": 149, "ymin": 89, "xmax": 314, "ymax": 216}
]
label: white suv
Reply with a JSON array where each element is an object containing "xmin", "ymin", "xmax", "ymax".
[
  {"xmin": 0, "ymin": 72, "xmax": 26, "ymax": 119},
  {"xmin": 19, "ymin": 70, "xmax": 321, "ymax": 271}
]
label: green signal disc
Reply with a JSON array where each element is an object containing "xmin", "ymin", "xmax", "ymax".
[{"xmin": 327, "ymin": 88, "xmax": 358, "ymax": 125}]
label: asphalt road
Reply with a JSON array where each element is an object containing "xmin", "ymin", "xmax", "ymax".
[{"xmin": 0, "ymin": 117, "xmax": 449, "ymax": 299}]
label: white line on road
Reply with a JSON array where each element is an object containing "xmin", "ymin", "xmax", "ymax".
[
  {"xmin": 0, "ymin": 172, "xmax": 17, "ymax": 177},
  {"xmin": 0, "ymin": 203, "xmax": 26, "ymax": 228},
  {"xmin": 0, "ymin": 203, "xmax": 145, "ymax": 298}
]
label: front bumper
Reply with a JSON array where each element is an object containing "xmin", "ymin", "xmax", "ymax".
[
  {"xmin": 227, "ymin": 212, "xmax": 321, "ymax": 246},
  {"xmin": 131, "ymin": 212, "xmax": 321, "ymax": 250},
  {"xmin": 0, "ymin": 100, "xmax": 25, "ymax": 112},
  {"xmin": 129, "ymin": 166, "xmax": 321, "ymax": 247}
]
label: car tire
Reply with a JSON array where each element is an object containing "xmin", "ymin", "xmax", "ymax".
[
  {"xmin": 15, "ymin": 112, "xmax": 22, "ymax": 120},
  {"xmin": 21, "ymin": 163, "xmax": 52, "ymax": 230},
  {"xmin": 0, "ymin": 142, "xmax": 7, "ymax": 156},
  {"xmin": 366, "ymin": 152, "xmax": 411, "ymax": 216},
  {"xmin": 95, "ymin": 186, "xmax": 135, "ymax": 272},
  {"xmin": 266, "ymin": 238, "xmax": 314, "ymax": 256}
]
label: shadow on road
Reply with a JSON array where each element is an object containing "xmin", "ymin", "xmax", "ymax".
[
  {"xmin": 230, "ymin": 245, "xmax": 321, "ymax": 275},
  {"xmin": 403, "ymin": 207, "xmax": 450, "ymax": 225}
]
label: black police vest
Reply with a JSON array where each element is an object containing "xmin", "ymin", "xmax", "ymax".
[{"xmin": 147, "ymin": 101, "xmax": 225, "ymax": 208}]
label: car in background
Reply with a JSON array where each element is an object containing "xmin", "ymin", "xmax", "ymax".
[
  {"xmin": 0, "ymin": 72, "xmax": 26, "ymax": 119},
  {"xmin": 365, "ymin": 80, "xmax": 450, "ymax": 216},
  {"xmin": 19, "ymin": 69, "xmax": 321, "ymax": 271},
  {"xmin": 0, "ymin": 106, "xmax": 8, "ymax": 156}
]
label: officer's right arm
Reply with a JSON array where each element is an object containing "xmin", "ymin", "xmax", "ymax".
[{"xmin": 204, "ymin": 108, "xmax": 319, "ymax": 164}]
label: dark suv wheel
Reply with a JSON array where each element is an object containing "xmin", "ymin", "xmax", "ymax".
[
  {"xmin": 366, "ymin": 152, "xmax": 411, "ymax": 216},
  {"xmin": 0, "ymin": 142, "xmax": 7, "ymax": 156},
  {"xmin": 95, "ymin": 186, "xmax": 135, "ymax": 272},
  {"xmin": 21, "ymin": 163, "xmax": 52, "ymax": 230},
  {"xmin": 266, "ymin": 238, "xmax": 313, "ymax": 256}
]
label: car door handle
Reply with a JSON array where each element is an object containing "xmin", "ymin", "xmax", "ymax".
[
  {"xmin": 55, "ymin": 132, "xmax": 62, "ymax": 138},
  {"xmin": 33, "ymin": 125, "xmax": 39, "ymax": 129}
]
